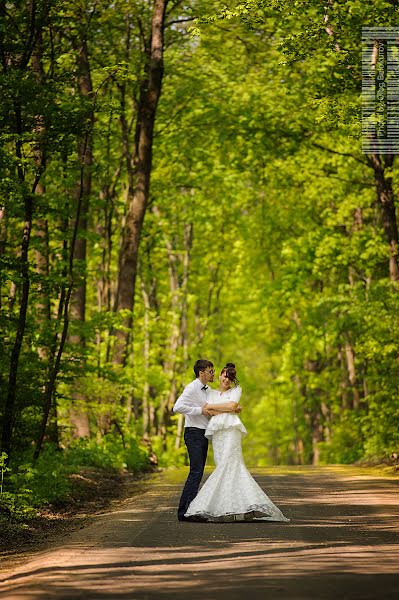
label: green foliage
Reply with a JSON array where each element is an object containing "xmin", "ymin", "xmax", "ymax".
[
  {"xmin": 10, "ymin": 452, "xmax": 71, "ymax": 509},
  {"xmin": 151, "ymin": 434, "xmax": 188, "ymax": 468},
  {"xmin": 67, "ymin": 434, "xmax": 150, "ymax": 473},
  {"xmin": 2, "ymin": 0, "xmax": 399, "ymax": 500},
  {"xmin": 0, "ymin": 452, "xmax": 10, "ymax": 494},
  {"xmin": 318, "ymin": 412, "xmax": 364, "ymax": 465},
  {"xmin": 0, "ymin": 491, "xmax": 37, "ymax": 521},
  {"xmin": 0, "ymin": 447, "xmax": 69, "ymax": 520},
  {"xmin": 0, "ymin": 437, "xmax": 150, "ymax": 521}
]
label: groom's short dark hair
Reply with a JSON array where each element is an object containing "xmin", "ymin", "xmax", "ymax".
[{"xmin": 194, "ymin": 359, "xmax": 213, "ymax": 377}]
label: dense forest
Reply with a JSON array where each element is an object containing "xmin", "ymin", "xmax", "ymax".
[{"xmin": 1, "ymin": 0, "xmax": 399, "ymax": 512}]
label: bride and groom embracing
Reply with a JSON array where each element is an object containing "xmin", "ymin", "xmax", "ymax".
[{"xmin": 173, "ymin": 359, "xmax": 289, "ymax": 523}]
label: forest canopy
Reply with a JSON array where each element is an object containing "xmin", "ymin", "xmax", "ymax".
[{"xmin": 1, "ymin": 0, "xmax": 399, "ymax": 489}]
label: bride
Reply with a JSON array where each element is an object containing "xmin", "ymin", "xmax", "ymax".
[{"xmin": 184, "ymin": 363, "xmax": 290, "ymax": 522}]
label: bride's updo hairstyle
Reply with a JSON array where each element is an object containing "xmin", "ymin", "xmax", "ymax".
[{"xmin": 221, "ymin": 362, "xmax": 239, "ymax": 386}]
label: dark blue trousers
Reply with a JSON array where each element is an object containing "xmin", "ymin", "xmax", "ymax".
[{"xmin": 178, "ymin": 427, "xmax": 208, "ymax": 520}]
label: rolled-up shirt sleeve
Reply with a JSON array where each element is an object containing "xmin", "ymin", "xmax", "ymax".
[{"xmin": 173, "ymin": 385, "xmax": 203, "ymax": 416}]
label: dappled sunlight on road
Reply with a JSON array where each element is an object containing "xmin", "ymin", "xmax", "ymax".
[
  {"xmin": 1, "ymin": 467, "xmax": 399, "ymax": 600},
  {"xmin": 1, "ymin": 540, "xmax": 399, "ymax": 600}
]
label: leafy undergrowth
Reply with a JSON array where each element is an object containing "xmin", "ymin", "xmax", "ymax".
[
  {"xmin": 0, "ymin": 434, "xmax": 154, "ymax": 553},
  {"xmin": 353, "ymin": 454, "xmax": 399, "ymax": 472},
  {"xmin": 0, "ymin": 469, "xmax": 130, "ymax": 552}
]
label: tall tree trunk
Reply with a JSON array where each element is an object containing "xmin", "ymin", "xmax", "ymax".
[
  {"xmin": 175, "ymin": 223, "xmax": 193, "ymax": 449},
  {"xmin": 0, "ymin": 206, "xmax": 6, "ymax": 311},
  {"xmin": 113, "ymin": 0, "xmax": 169, "ymax": 365},
  {"xmin": 175, "ymin": 414, "xmax": 184, "ymax": 450},
  {"xmin": 138, "ymin": 239, "xmax": 160, "ymax": 436},
  {"xmin": 311, "ymin": 412, "xmax": 322, "ymax": 466},
  {"xmin": 1, "ymin": 102, "xmax": 35, "ymax": 460},
  {"xmin": 141, "ymin": 281, "xmax": 151, "ymax": 435},
  {"xmin": 291, "ymin": 379, "xmax": 302, "ymax": 465},
  {"xmin": 293, "ymin": 374, "xmax": 306, "ymax": 465},
  {"xmin": 0, "ymin": 0, "xmax": 50, "ymax": 461},
  {"xmin": 370, "ymin": 154, "xmax": 399, "ymax": 282},
  {"xmin": 344, "ymin": 335, "xmax": 360, "ymax": 410},
  {"xmin": 338, "ymin": 345, "xmax": 349, "ymax": 410},
  {"xmin": 33, "ymin": 129, "xmax": 90, "ymax": 460},
  {"xmin": 1, "ymin": 199, "xmax": 33, "ymax": 460},
  {"xmin": 31, "ymin": 31, "xmax": 61, "ymax": 445},
  {"xmin": 32, "ymin": 31, "xmax": 51, "ymax": 360},
  {"xmin": 69, "ymin": 35, "xmax": 94, "ymax": 439},
  {"xmin": 368, "ymin": 42, "xmax": 399, "ymax": 282},
  {"xmin": 304, "ymin": 358, "xmax": 324, "ymax": 466},
  {"xmin": 156, "ymin": 211, "xmax": 193, "ymax": 439}
]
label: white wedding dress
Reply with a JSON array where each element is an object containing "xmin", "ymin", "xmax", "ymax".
[{"xmin": 185, "ymin": 386, "xmax": 290, "ymax": 522}]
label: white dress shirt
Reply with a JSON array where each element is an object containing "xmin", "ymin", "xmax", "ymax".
[{"xmin": 173, "ymin": 378, "xmax": 210, "ymax": 429}]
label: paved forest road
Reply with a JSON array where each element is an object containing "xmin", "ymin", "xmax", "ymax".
[{"xmin": 1, "ymin": 466, "xmax": 399, "ymax": 600}]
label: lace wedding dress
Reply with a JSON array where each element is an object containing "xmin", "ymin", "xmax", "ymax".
[{"xmin": 185, "ymin": 386, "xmax": 290, "ymax": 523}]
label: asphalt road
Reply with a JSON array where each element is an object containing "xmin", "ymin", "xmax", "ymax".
[{"xmin": 1, "ymin": 466, "xmax": 398, "ymax": 599}]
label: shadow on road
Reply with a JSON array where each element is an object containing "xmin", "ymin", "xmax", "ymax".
[{"xmin": 1, "ymin": 467, "xmax": 398, "ymax": 600}]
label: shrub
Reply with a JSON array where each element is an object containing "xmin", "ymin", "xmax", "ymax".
[
  {"xmin": 1, "ymin": 434, "xmax": 150, "ymax": 520},
  {"xmin": 151, "ymin": 434, "xmax": 187, "ymax": 468},
  {"xmin": 68, "ymin": 433, "xmax": 150, "ymax": 472}
]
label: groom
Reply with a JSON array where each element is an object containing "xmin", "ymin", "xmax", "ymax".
[{"xmin": 173, "ymin": 359, "xmax": 215, "ymax": 521}]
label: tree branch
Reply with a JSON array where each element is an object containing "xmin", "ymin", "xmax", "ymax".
[{"xmin": 311, "ymin": 141, "xmax": 370, "ymax": 166}]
